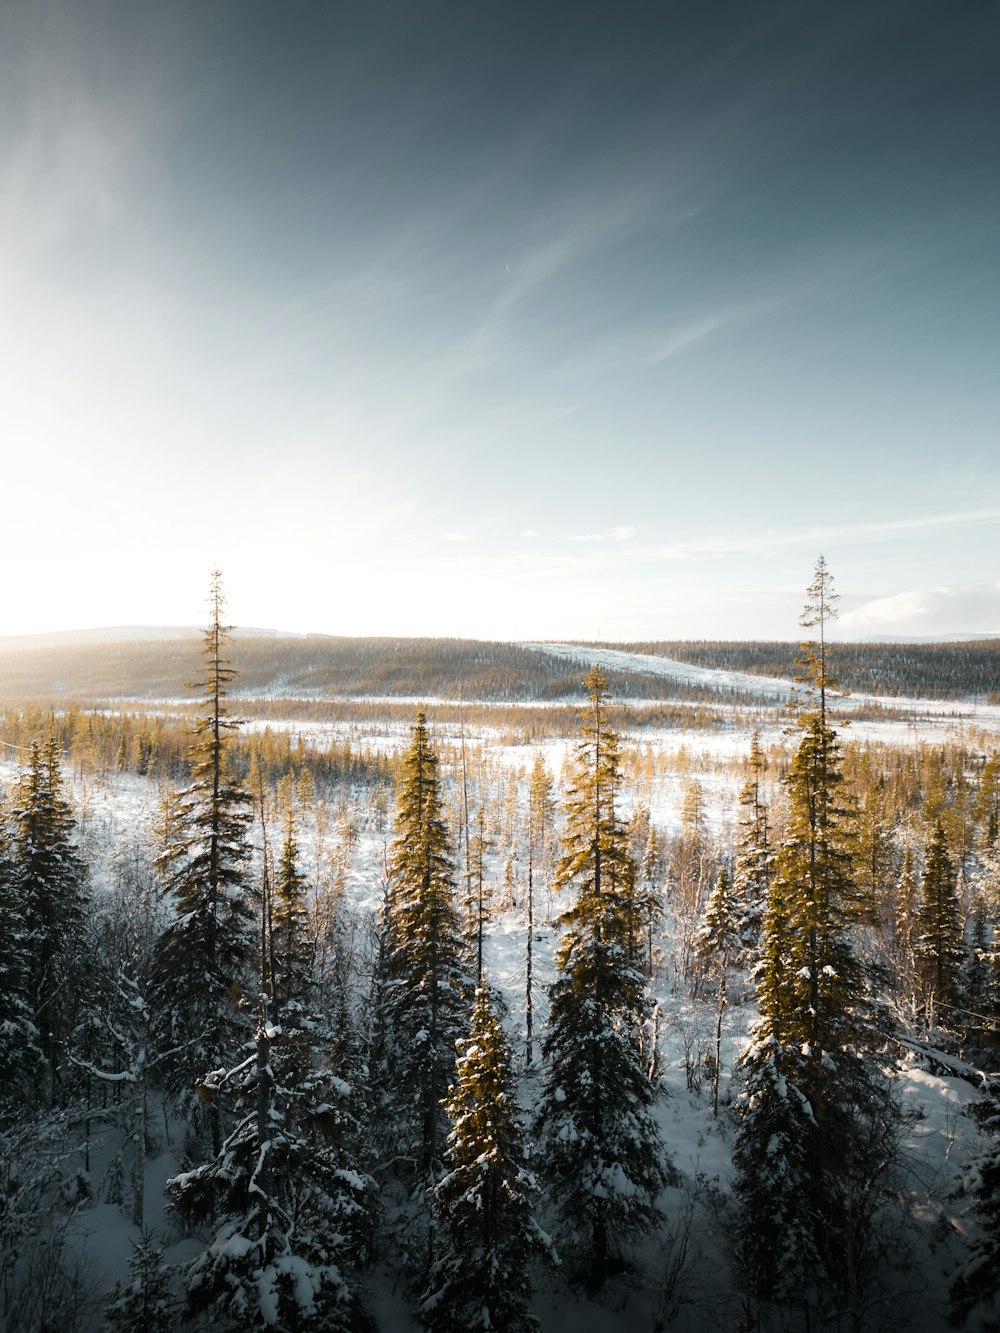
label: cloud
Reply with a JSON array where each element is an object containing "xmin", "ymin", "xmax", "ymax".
[
  {"xmin": 441, "ymin": 532, "xmax": 469, "ymax": 543},
  {"xmin": 840, "ymin": 583, "xmax": 1000, "ymax": 635},
  {"xmin": 639, "ymin": 508, "xmax": 1000, "ymax": 562},
  {"xmin": 570, "ymin": 525, "xmax": 636, "ymax": 544},
  {"xmin": 641, "ymin": 303, "xmax": 776, "ymax": 368}
]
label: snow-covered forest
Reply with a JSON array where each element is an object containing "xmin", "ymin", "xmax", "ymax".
[{"xmin": 2, "ymin": 564, "xmax": 1000, "ymax": 1333}]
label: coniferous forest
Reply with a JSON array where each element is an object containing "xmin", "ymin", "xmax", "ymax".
[{"xmin": 2, "ymin": 563, "xmax": 1000, "ymax": 1333}]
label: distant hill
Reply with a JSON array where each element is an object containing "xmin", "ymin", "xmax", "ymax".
[
  {"xmin": 0, "ymin": 629, "xmax": 996, "ymax": 705},
  {"xmin": 0, "ymin": 633, "xmax": 707, "ymax": 705},
  {"xmin": 612, "ymin": 639, "xmax": 1000, "ymax": 700}
]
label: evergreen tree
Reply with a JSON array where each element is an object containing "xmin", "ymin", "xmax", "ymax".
[
  {"xmin": 854, "ymin": 775, "xmax": 901, "ymax": 935},
  {"xmin": 974, "ymin": 752, "xmax": 1000, "ymax": 848},
  {"xmin": 463, "ymin": 805, "xmax": 491, "ymax": 986},
  {"xmin": 892, "ymin": 845, "xmax": 920, "ymax": 995},
  {"xmin": 730, "ymin": 732, "xmax": 773, "ymax": 967},
  {"xmin": 168, "ymin": 807, "xmax": 372, "ymax": 1332},
  {"xmin": 950, "ymin": 1083, "xmax": 1000, "ymax": 1330},
  {"xmin": 696, "ymin": 863, "xmax": 739, "ymax": 1116},
  {"xmin": 11, "ymin": 734, "xmax": 89, "ymax": 1107},
  {"xmin": 525, "ymin": 752, "xmax": 554, "ymax": 1066},
  {"xmin": 962, "ymin": 895, "xmax": 997, "ymax": 1045},
  {"xmin": 734, "ymin": 558, "xmax": 898, "ymax": 1323},
  {"xmin": 537, "ymin": 667, "xmax": 675, "ymax": 1288},
  {"xmin": 0, "ymin": 806, "xmax": 39, "ymax": 1107},
  {"xmin": 377, "ymin": 712, "xmax": 469, "ymax": 1182},
  {"xmin": 104, "ymin": 1229, "xmax": 176, "ymax": 1333},
  {"xmin": 420, "ymin": 986, "xmax": 550, "ymax": 1333},
  {"xmin": 149, "ymin": 572, "xmax": 255, "ymax": 1150},
  {"xmin": 915, "ymin": 821, "xmax": 966, "ymax": 1028}
]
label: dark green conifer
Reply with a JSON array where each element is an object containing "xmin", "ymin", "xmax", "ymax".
[
  {"xmin": 915, "ymin": 821, "xmax": 965, "ymax": 1027},
  {"xmin": 168, "ymin": 802, "xmax": 372, "ymax": 1332},
  {"xmin": 0, "ymin": 807, "xmax": 39, "ymax": 1106},
  {"xmin": 734, "ymin": 557, "xmax": 898, "ymax": 1323},
  {"xmin": 11, "ymin": 734, "xmax": 89, "ymax": 1107},
  {"xmin": 104, "ymin": 1229, "xmax": 176, "ymax": 1333},
  {"xmin": 730, "ymin": 732, "xmax": 773, "ymax": 966},
  {"xmin": 149, "ymin": 572, "xmax": 255, "ymax": 1150},
  {"xmin": 420, "ymin": 986, "xmax": 549, "ymax": 1333},
  {"xmin": 377, "ymin": 712, "xmax": 469, "ymax": 1181},
  {"xmin": 537, "ymin": 667, "xmax": 675, "ymax": 1288}
]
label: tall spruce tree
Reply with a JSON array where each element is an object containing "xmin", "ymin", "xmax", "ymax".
[
  {"xmin": 0, "ymin": 806, "xmax": 39, "ymax": 1107},
  {"xmin": 734, "ymin": 557, "xmax": 898, "ymax": 1323},
  {"xmin": 168, "ymin": 802, "xmax": 372, "ymax": 1332},
  {"xmin": 377, "ymin": 712, "xmax": 469, "ymax": 1183},
  {"xmin": 915, "ymin": 820, "xmax": 965, "ymax": 1027},
  {"xmin": 536, "ymin": 667, "xmax": 675, "ymax": 1288},
  {"xmin": 11, "ymin": 734, "xmax": 89, "ymax": 1107},
  {"xmin": 420, "ymin": 985, "xmax": 550, "ymax": 1333},
  {"xmin": 149, "ymin": 572, "xmax": 255, "ymax": 1151},
  {"xmin": 730, "ymin": 731, "xmax": 773, "ymax": 968}
]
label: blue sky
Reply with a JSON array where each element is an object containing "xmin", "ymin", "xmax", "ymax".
[{"xmin": 1, "ymin": 0, "xmax": 998, "ymax": 640}]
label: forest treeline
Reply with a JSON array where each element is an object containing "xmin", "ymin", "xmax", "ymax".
[
  {"xmin": 0, "ymin": 634, "xmax": 704, "ymax": 704},
  {"xmin": 620, "ymin": 637, "xmax": 1000, "ymax": 700},
  {"xmin": 4, "ymin": 630, "xmax": 997, "ymax": 706}
]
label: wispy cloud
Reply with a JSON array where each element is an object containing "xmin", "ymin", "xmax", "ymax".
[
  {"xmin": 641, "ymin": 303, "xmax": 775, "ymax": 368},
  {"xmin": 643, "ymin": 508, "xmax": 1000, "ymax": 561},
  {"xmin": 435, "ymin": 508, "xmax": 1000, "ymax": 587}
]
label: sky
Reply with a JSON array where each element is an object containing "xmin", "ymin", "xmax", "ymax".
[{"xmin": 1, "ymin": 0, "xmax": 998, "ymax": 643}]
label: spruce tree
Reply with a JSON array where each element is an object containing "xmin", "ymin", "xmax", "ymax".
[
  {"xmin": 0, "ymin": 807, "xmax": 39, "ymax": 1107},
  {"xmin": 974, "ymin": 752, "xmax": 1000, "ymax": 848},
  {"xmin": 377, "ymin": 712, "xmax": 469, "ymax": 1182},
  {"xmin": 10, "ymin": 734, "xmax": 89, "ymax": 1107},
  {"xmin": 696, "ymin": 863, "xmax": 739, "ymax": 1116},
  {"xmin": 104, "ymin": 1229, "xmax": 176, "ymax": 1333},
  {"xmin": 420, "ymin": 985, "xmax": 550, "ymax": 1333},
  {"xmin": 915, "ymin": 820, "xmax": 965, "ymax": 1027},
  {"xmin": 536, "ymin": 667, "xmax": 675, "ymax": 1288},
  {"xmin": 149, "ymin": 572, "xmax": 255, "ymax": 1151},
  {"xmin": 730, "ymin": 731, "xmax": 773, "ymax": 968},
  {"xmin": 951, "ymin": 1084, "xmax": 1000, "ymax": 1330},
  {"xmin": 525, "ymin": 753, "xmax": 553, "ymax": 1066},
  {"xmin": 734, "ymin": 557, "xmax": 898, "ymax": 1322},
  {"xmin": 168, "ymin": 805, "xmax": 372, "ymax": 1332}
]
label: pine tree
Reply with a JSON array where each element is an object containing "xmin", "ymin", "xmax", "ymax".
[
  {"xmin": 974, "ymin": 752, "xmax": 1000, "ymax": 849},
  {"xmin": 149, "ymin": 572, "xmax": 255, "ymax": 1150},
  {"xmin": 892, "ymin": 845, "xmax": 920, "ymax": 995},
  {"xmin": 537, "ymin": 667, "xmax": 675, "ymax": 1288},
  {"xmin": 730, "ymin": 732, "xmax": 773, "ymax": 967},
  {"xmin": 951, "ymin": 1084, "xmax": 1000, "ymax": 1330},
  {"xmin": 420, "ymin": 986, "xmax": 550, "ymax": 1333},
  {"xmin": 915, "ymin": 820, "xmax": 965, "ymax": 1028},
  {"xmin": 463, "ymin": 805, "xmax": 491, "ymax": 986},
  {"xmin": 168, "ymin": 805, "xmax": 372, "ymax": 1332},
  {"xmin": 963, "ymin": 895, "xmax": 997, "ymax": 1045},
  {"xmin": 734, "ymin": 557, "xmax": 898, "ymax": 1322},
  {"xmin": 0, "ymin": 806, "xmax": 39, "ymax": 1107},
  {"xmin": 696, "ymin": 863, "xmax": 739, "ymax": 1116},
  {"xmin": 525, "ymin": 752, "xmax": 554, "ymax": 1066},
  {"xmin": 104, "ymin": 1229, "xmax": 176, "ymax": 1333},
  {"xmin": 377, "ymin": 712, "xmax": 469, "ymax": 1182},
  {"xmin": 10, "ymin": 734, "xmax": 89, "ymax": 1107},
  {"xmin": 855, "ymin": 777, "xmax": 901, "ymax": 929}
]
